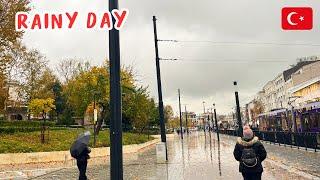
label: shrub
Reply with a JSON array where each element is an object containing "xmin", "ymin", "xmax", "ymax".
[
  {"xmin": 0, "ymin": 129, "xmax": 152, "ymax": 153},
  {"xmin": 0, "ymin": 121, "xmax": 56, "ymax": 127},
  {"xmin": 0, "ymin": 126, "xmax": 65, "ymax": 134}
]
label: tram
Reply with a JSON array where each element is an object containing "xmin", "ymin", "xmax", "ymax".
[{"xmin": 257, "ymin": 102, "xmax": 320, "ymax": 132}]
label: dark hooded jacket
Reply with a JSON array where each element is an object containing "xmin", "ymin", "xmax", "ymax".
[{"xmin": 233, "ymin": 136, "xmax": 267, "ymax": 173}]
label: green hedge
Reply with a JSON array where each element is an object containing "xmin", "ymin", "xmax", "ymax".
[
  {"xmin": 0, "ymin": 129, "xmax": 152, "ymax": 153},
  {"xmin": 0, "ymin": 121, "xmax": 56, "ymax": 127},
  {"xmin": 0, "ymin": 127, "xmax": 66, "ymax": 134}
]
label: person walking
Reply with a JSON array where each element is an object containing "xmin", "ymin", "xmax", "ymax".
[
  {"xmin": 76, "ymin": 145, "xmax": 91, "ymax": 180},
  {"xmin": 233, "ymin": 126, "xmax": 267, "ymax": 180},
  {"xmin": 70, "ymin": 131, "xmax": 91, "ymax": 180}
]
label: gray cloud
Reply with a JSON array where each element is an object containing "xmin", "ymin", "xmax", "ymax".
[{"xmin": 23, "ymin": 0, "xmax": 320, "ymax": 114}]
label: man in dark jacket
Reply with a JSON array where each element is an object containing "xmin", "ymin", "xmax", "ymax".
[
  {"xmin": 77, "ymin": 146, "xmax": 91, "ymax": 180},
  {"xmin": 233, "ymin": 126, "xmax": 267, "ymax": 180}
]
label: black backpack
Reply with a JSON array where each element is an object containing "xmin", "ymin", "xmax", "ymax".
[{"xmin": 241, "ymin": 147, "xmax": 258, "ymax": 168}]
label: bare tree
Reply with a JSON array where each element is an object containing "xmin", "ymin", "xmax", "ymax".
[
  {"xmin": 55, "ymin": 59, "xmax": 78, "ymax": 83},
  {"xmin": 55, "ymin": 59, "xmax": 92, "ymax": 83}
]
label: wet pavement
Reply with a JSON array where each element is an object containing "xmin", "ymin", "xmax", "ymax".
[
  {"xmin": 262, "ymin": 140, "xmax": 320, "ymax": 177},
  {"xmin": 29, "ymin": 131, "xmax": 320, "ymax": 180}
]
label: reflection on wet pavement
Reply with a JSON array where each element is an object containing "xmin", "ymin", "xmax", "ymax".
[{"xmin": 34, "ymin": 132, "xmax": 317, "ymax": 180}]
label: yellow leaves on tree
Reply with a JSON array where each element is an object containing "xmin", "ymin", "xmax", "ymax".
[
  {"xmin": 0, "ymin": 0, "xmax": 30, "ymax": 72},
  {"xmin": 64, "ymin": 66, "xmax": 110, "ymax": 117},
  {"xmin": 28, "ymin": 98, "xmax": 55, "ymax": 119},
  {"xmin": 0, "ymin": 0, "xmax": 30, "ymax": 46}
]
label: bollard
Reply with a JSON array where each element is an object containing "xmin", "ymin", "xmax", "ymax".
[{"xmin": 156, "ymin": 142, "xmax": 167, "ymax": 163}]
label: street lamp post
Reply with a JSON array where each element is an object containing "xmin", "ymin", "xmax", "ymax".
[
  {"xmin": 185, "ymin": 105, "xmax": 189, "ymax": 134},
  {"xmin": 109, "ymin": 0, "xmax": 123, "ymax": 178},
  {"xmin": 207, "ymin": 109, "xmax": 210, "ymax": 131},
  {"xmin": 203, "ymin": 101, "xmax": 206, "ymax": 133},
  {"xmin": 234, "ymin": 81, "xmax": 243, "ymax": 137},
  {"xmin": 178, "ymin": 89, "xmax": 183, "ymax": 139},
  {"xmin": 213, "ymin": 103, "xmax": 220, "ymax": 141},
  {"xmin": 93, "ymin": 93, "xmax": 97, "ymax": 147}
]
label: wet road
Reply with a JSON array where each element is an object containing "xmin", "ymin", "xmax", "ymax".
[{"xmin": 32, "ymin": 132, "xmax": 317, "ymax": 180}]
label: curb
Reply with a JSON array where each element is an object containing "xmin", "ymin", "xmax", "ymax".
[{"xmin": 0, "ymin": 136, "xmax": 165, "ymax": 166}]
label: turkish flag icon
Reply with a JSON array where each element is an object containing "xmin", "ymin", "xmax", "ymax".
[{"xmin": 282, "ymin": 7, "xmax": 313, "ymax": 30}]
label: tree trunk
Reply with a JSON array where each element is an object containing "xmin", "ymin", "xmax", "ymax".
[
  {"xmin": 139, "ymin": 126, "xmax": 146, "ymax": 135},
  {"xmin": 95, "ymin": 104, "xmax": 107, "ymax": 135}
]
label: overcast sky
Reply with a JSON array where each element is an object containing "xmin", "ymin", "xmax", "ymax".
[{"xmin": 23, "ymin": 0, "xmax": 320, "ymax": 115}]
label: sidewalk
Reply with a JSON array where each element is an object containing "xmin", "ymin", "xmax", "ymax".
[
  {"xmin": 26, "ymin": 132, "xmax": 320, "ymax": 179},
  {"xmin": 0, "ymin": 135, "xmax": 165, "ymax": 180},
  {"xmin": 220, "ymin": 133, "xmax": 320, "ymax": 178}
]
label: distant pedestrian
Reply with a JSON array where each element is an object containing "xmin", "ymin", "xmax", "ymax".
[{"xmin": 233, "ymin": 126, "xmax": 267, "ymax": 180}]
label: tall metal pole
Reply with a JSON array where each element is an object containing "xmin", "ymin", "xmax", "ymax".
[
  {"xmin": 213, "ymin": 104, "xmax": 220, "ymax": 141},
  {"xmin": 178, "ymin": 89, "xmax": 183, "ymax": 139},
  {"xmin": 185, "ymin": 105, "xmax": 188, "ymax": 134},
  {"xmin": 208, "ymin": 113, "xmax": 210, "ymax": 131},
  {"xmin": 153, "ymin": 16, "xmax": 168, "ymax": 160},
  {"xmin": 109, "ymin": 0, "xmax": 123, "ymax": 179},
  {"xmin": 93, "ymin": 93, "xmax": 96, "ymax": 147},
  {"xmin": 210, "ymin": 108, "xmax": 214, "ymax": 131},
  {"xmin": 203, "ymin": 101, "xmax": 206, "ymax": 133},
  {"xmin": 234, "ymin": 81, "xmax": 243, "ymax": 137}
]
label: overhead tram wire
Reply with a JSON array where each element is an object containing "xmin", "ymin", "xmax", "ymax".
[
  {"xmin": 157, "ymin": 39, "xmax": 317, "ymax": 63},
  {"xmin": 159, "ymin": 58, "xmax": 292, "ymax": 63},
  {"xmin": 159, "ymin": 58, "xmax": 178, "ymax": 61},
  {"xmin": 157, "ymin": 39, "xmax": 320, "ymax": 47}
]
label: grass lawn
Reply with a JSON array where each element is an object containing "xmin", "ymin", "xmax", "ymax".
[{"xmin": 0, "ymin": 129, "xmax": 153, "ymax": 153}]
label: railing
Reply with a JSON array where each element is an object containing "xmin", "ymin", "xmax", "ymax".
[{"xmin": 218, "ymin": 129, "xmax": 319, "ymax": 152}]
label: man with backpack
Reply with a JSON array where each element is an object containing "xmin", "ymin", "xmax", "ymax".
[{"xmin": 233, "ymin": 126, "xmax": 267, "ymax": 180}]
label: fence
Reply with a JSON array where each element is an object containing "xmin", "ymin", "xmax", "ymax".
[{"xmin": 218, "ymin": 129, "xmax": 319, "ymax": 152}]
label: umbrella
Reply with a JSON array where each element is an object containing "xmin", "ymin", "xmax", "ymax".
[{"xmin": 70, "ymin": 131, "xmax": 91, "ymax": 158}]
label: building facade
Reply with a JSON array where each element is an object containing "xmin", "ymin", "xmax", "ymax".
[
  {"xmin": 182, "ymin": 111, "xmax": 197, "ymax": 127},
  {"xmin": 249, "ymin": 58, "xmax": 319, "ymax": 114},
  {"xmin": 4, "ymin": 81, "xmax": 28, "ymax": 121},
  {"xmin": 289, "ymin": 61, "xmax": 320, "ymax": 106}
]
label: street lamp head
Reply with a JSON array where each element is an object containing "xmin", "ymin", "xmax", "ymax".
[
  {"xmin": 233, "ymin": 81, "xmax": 239, "ymax": 92},
  {"xmin": 233, "ymin": 81, "xmax": 237, "ymax": 86}
]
